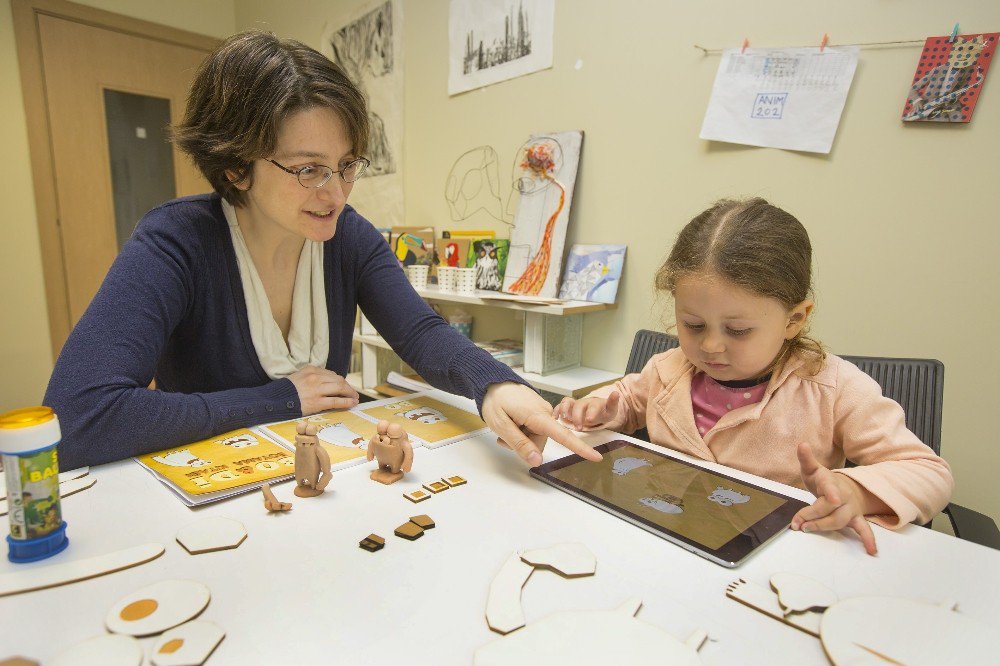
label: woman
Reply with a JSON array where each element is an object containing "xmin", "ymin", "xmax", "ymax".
[{"xmin": 44, "ymin": 31, "xmax": 598, "ymax": 471}]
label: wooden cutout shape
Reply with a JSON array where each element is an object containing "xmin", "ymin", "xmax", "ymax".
[
  {"xmin": 422, "ymin": 480, "xmax": 449, "ymax": 494},
  {"xmin": 770, "ymin": 572, "xmax": 838, "ymax": 615},
  {"xmin": 726, "ymin": 578, "xmax": 823, "ymax": 636},
  {"xmin": 261, "ymin": 483, "xmax": 292, "ymax": 512},
  {"xmin": 0, "ymin": 475, "xmax": 96, "ymax": 517},
  {"xmin": 293, "ymin": 422, "xmax": 332, "ymax": 497},
  {"xmin": 403, "ymin": 489, "xmax": 431, "ymax": 503},
  {"xmin": 106, "ymin": 579, "xmax": 211, "ymax": 637},
  {"xmin": 409, "ymin": 514, "xmax": 435, "ymax": 530},
  {"xmin": 520, "ymin": 543, "xmax": 596, "ymax": 578},
  {"xmin": 443, "ymin": 475, "xmax": 468, "ymax": 487},
  {"xmin": 360, "ymin": 534, "xmax": 385, "ymax": 552},
  {"xmin": 367, "ymin": 420, "xmax": 414, "ymax": 485},
  {"xmin": 394, "ymin": 521, "xmax": 424, "ymax": 540},
  {"xmin": 0, "ymin": 543, "xmax": 164, "ymax": 597},
  {"xmin": 150, "ymin": 619, "xmax": 225, "ymax": 666},
  {"xmin": 485, "ymin": 552, "xmax": 535, "ymax": 635},
  {"xmin": 176, "ymin": 517, "xmax": 247, "ymax": 554},
  {"xmin": 821, "ymin": 596, "xmax": 994, "ymax": 665},
  {"xmin": 475, "ymin": 597, "xmax": 707, "ymax": 665},
  {"xmin": 49, "ymin": 634, "xmax": 142, "ymax": 666},
  {"xmin": 0, "ymin": 658, "xmax": 39, "ymax": 666}
]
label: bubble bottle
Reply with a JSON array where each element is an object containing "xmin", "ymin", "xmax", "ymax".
[{"xmin": 0, "ymin": 406, "xmax": 69, "ymax": 562}]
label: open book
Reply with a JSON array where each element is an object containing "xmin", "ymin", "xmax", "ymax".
[{"xmin": 134, "ymin": 392, "xmax": 487, "ymax": 506}]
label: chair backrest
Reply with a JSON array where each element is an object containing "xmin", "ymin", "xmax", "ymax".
[
  {"xmin": 837, "ymin": 356, "xmax": 944, "ymax": 456},
  {"xmin": 625, "ymin": 329, "xmax": 679, "ymax": 375}
]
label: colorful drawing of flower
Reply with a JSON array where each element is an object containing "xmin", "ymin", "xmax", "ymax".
[{"xmin": 508, "ymin": 142, "xmax": 566, "ymax": 295}]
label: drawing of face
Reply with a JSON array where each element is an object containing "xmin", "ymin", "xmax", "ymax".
[
  {"xmin": 317, "ymin": 423, "xmax": 368, "ymax": 450},
  {"xmin": 152, "ymin": 449, "xmax": 210, "ymax": 468},
  {"xmin": 218, "ymin": 434, "xmax": 260, "ymax": 449},
  {"xmin": 396, "ymin": 407, "xmax": 446, "ymax": 425},
  {"xmin": 707, "ymin": 486, "xmax": 751, "ymax": 507},
  {"xmin": 948, "ymin": 35, "xmax": 985, "ymax": 68},
  {"xmin": 639, "ymin": 496, "xmax": 684, "ymax": 514},
  {"xmin": 612, "ymin": 457, "xmax": 652, "ymax": 476}
]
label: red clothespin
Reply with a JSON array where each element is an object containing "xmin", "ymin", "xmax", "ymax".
[
  {"xmin": 949, "ymin": 23, "xmax": 960, "ymax": 43},
  {"xmin": 819, "ymin": 33, "xmax": 829, "ymax": 53},
  {"xmin": 741, "ymin": 38, "xmax": 749, "ymax": 54}
]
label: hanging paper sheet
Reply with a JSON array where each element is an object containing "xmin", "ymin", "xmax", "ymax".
[{"xmin": 902, "ymin": 33, "xmax": 998, "ymax": 123}]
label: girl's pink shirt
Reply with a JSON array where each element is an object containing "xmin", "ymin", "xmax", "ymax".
[{"xmin": 588, "ymin": 349, "xmax": 954, "ymax": 528}]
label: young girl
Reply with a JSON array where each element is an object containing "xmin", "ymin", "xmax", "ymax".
[{"xmin": 554, "ymin": 198, "xmax": 953, "ymax": 555}]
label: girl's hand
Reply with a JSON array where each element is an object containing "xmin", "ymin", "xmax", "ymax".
[
  {"xmin": 552, "ymin": 391, "xmax": 623, "ymax": 431},
  {"xmin": 792, "ymin": 442, "xmax": 879, "ymax": 556},
  {"xmin": 288, "ymin": 365, "xmax": 360, "ymax": 415},
  {"xmin": 482, "ymin": 382, "xmax": 602, "ymax": 467}
]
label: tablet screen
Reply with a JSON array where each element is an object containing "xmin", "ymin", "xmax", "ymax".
[{"xmin": 531, "ymin": 440, "xmax": 808, "ymax": 567}]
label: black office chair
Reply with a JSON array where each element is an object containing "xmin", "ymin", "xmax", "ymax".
[{"xmin": 623, "ymin": 330, "xmax": 1000, "ymax": 549}]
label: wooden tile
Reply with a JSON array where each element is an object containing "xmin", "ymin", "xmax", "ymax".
[
  {"xmin": 394, "ymin": 521, "xmax": 424, "ymax": 540},
  {"xmin": 422, "ymin": 480, "xmax": 450, "ymax": 494},
  {"xmin": 443, "ymin": 475, "xmax": 467, "ymax": 487},
  {"xmin": 359, "ymin": 534, "xmax": 385, "ymax": 552},
  {"xmin": 409, "ymin": 515, "xmax": 435, "ymax": 530},
  {"xmin": 403, "ymin": 489, "xmax": 431, "ymax": 503}
]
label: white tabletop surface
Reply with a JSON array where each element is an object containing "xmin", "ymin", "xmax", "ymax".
[{"xmin": 2, "ymin": 391, "xmax": 998, "ymax": 664}]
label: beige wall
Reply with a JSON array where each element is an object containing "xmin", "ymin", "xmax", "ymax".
[
  {"xmin": 0, "ymin": 0, "xmax": 235, "ymax": 412},
  {"xmin": 5, "ymin": 1, "xmax": 999, "ymax": 525}
]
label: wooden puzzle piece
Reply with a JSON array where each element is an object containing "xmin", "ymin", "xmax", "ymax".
[
  {"xmin": 394, "ymin": 521, "xmax": 424, "ymax": 540},
  {"xmin": 49, "ymin": 634, "xmax": 142, "ymax": 666},
  {"xmin": 151, "ymin": 619, "xmax": 225, "ymax": 666},
  {"xmin": 360, "ymin": 534, "xmax": 386, "ymax": 552},
  {"xmin": 726, "ymin": 578, "xmax": 822, "ymax": 636},
  {"xmin": 475, "ymin": 598, "xmax": 707, "ymax": 665},
  {"xmin": 0, "ymin": 658, "xmax": 39, "ymax": 666},
  {"xmin": 770, "ymin": 572, "xmax": 838, "ymax": 615},
  {"xmin": 485, "ymin": 552, "xmax": 534, "ymax": 635},
  {"xmin": 176, "ymin": 517, "xmax": 247, "ymax": 555},
  {"xmin": 261, "ymin": 483, "xmax": 292, "ymax": 512},
  {"xmin": 443, "ymin": 475, "xmax": 467, "ymax": 487},
  {"xmin": 422, "ymin": 480, "xmax": 449, "ymax": 494},
  {"xmin": 105, "ymin": 579, "xmax": 211, "ymax": 637},
  {"xmin": 409, "ymin": 514, "xmax": 435, "ymax": 530},
  {"xmin": 403, "ymin": 488, "xmax": 431, "ymax": 503},
  {"xmin": 0, "ymin": 543, "xmax": 165, "ymax": 597},
  {"xmin": 520, "ymin": 543, "xmax": 596, "ymax": 578}
]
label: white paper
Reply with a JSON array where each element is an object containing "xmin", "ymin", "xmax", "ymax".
[
  {"xmin": 322, "ymin": 0, "xmax": 404, "ymax": 226},
  {"xmin": 700, "ymin": 46, "xmax": 859, "ymax": 154},
  {"xmin": 449, "ymin": 0, "xmax": 555, "ymax": 95}
]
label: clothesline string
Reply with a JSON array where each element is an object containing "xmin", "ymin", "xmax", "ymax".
[{"xmin": 693, "ymin": 39, "xmax": 927, "ymax": 55}]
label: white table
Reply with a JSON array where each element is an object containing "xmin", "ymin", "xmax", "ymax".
[{"xmin": 2, "ymin": 392, "xmax": 998, "ymax": 664}]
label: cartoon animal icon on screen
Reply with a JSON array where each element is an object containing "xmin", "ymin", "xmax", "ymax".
[
  {"xmin": 216, "ymin": 433, "xmax": 260, "ymax": 449},
  {"xmin": 395, "ymin": 406, "xmax": 447, "ymax": 425},
  {"xmin": 152, "ymin": 449, "xmax": 210, "ymax": 467},
  {"xmin": 612, "ymin": 457, "xmax": 652, "ymax": 476},
  {"xmin": 317, "ymin": 422, "xmax": 369, "ymax": 450},
  {"xmin": 639, "ymin": 495, "xmax": 685, "ymax": 515},
  {"xmin": 707, "ymin": 486, "xmax": 751, "ymax": 507},
  {"xmin": 473, "ymin": 241, "xmax": 503, "ymax": 290}
]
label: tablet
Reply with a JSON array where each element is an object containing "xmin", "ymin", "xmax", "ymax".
[{"xmin": 530, "ymin": 440, "xmax": 808, "ymax": 568}]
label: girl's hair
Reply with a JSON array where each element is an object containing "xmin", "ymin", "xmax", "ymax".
[
  {"xmin": 655, "ymin": 198, "xmax": 825, "ymax": 374},
  {"xmin": 172, "ymin": 31, "xmax": 369, "ymax": 206}
]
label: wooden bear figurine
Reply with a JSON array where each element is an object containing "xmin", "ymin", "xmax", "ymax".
[
  {"xmin": 367, "ymin": 420, "xmax": 413, "ymax": 485},
  {"xmin": 294, "ymin": 422, "xmax": 332, "ymax": 497}
]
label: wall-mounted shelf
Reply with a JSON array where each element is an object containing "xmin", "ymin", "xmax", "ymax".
[{"xmin": 414, "ymin": 285, "xmax": 616, "ymax": 315}]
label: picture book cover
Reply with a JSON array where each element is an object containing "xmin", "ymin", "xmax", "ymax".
[
  {"xmin": 355, "ymin": 394, "xmax": 489, "ymax": 448},
  {"xmin": 257, "ymin": 410, "xmax": 384, "ymax": 471},
  {"xmin": 466, "ymin": 238, "xmax": 510, "ymax": 291},
  {"xmin": 390, "ymin": 226, "xmax": 434, "ymax": 267},
  {"xmin": 433, "ymin": 237, "xmax": 471, "ymax": 281},
  {"xmin": 558, "ymin": 244, "xmax": 627, "ymax": 304},
  {"xmin": 136, "ymin": 428, "xmax": 294, "ymax": 497}
]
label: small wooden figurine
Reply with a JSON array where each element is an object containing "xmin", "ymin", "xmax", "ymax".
[
  {"xmin": 293, "ymin": 422, "xmax": 331, "ymax": 498},
  {"xmin": 261, "ymin": 483, "xmax": 292, "ymax": 512},
  {"xmin": 367, "ymin": 420, "xmax": 413, "ymax": 485}
]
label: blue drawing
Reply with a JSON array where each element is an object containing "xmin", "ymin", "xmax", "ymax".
[
  {"xmin": 558, "ymin": 244, "xmax": 627, "ymax": 304},
  {"xmin": 752, "ymin": 92, "xmax": 788, "ymax": 119}
]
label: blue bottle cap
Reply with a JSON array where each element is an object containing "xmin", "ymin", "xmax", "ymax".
[{"xmin": 7, "ymin": 521, "xmax": 69, "ymax": 563}]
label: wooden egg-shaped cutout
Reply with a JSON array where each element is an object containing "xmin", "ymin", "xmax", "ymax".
[
  {"xmin": 106, "ymin": 580, "xmax": 211, "ymax": 636},
  {"xmin": 821, "ymin": 596, "xmax": 996, "ymax": 665},
  {"xmin": 770, "ymin": 572, "xmax": 838, "ymax": 613},
  {"xmin": 521, "ymin": 543, "xmax": 597, "ymax": 577},
  {"xmin": 151, "ymin": 619, "xmax": 225, "ymax": 666},
  {"xmin": 50, "ymin": 633, "xmax": 142, "ymax": 666},
  {"xmin": 176, "ymin": 516, "xmax": 246, "ymax": 554}
]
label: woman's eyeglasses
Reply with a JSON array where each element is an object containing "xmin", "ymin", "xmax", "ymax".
[{"xmin": 266, "ymin": 157, "xmax": 371, "ymax": 188}]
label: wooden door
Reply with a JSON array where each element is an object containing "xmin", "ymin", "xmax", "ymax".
[{"xmin": 13, "ymin": 0, "xmax": 219, "ymax": 357}]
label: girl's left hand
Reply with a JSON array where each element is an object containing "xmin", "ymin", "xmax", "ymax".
[{"xmin": 792, "ymin": 442, "xmax": 878, "ymax": 556}]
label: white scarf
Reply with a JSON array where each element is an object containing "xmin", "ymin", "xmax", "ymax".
[{"xmin": 222, "ymin": 199, "xmax": 329, "ymax": 378}]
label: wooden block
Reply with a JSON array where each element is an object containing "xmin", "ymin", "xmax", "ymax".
[
  {"xmin": 176, "ymin": 517, "xmax": 247, "ymax": 555},
  {"xmin": 0, "ymin": 658, "xmax": 39, "ymax": 666},
  {"xmin": 403, "ymin": 489, "xmax": 431, "ymax": 503},
  {"xmin": 360, "ymin": 534, "xmax": 386, "ymax": 552},
  {"xmin": 443, "ymin": 475, "xmax": 467, "ymax": 487},
  {"xmin": 394, "ymin": 521, "xmax": 424, "ymax": 540},
  {"xmin": 409, "ymin": 514, "xmax": 435, "ymax": 530},
  {"xmin": 422, "ymin": 480, "xmax": 450, "ymax": 494},
  {"xmin": 151, "ymin": 620, "xmax": 225, "ymax": 666}
]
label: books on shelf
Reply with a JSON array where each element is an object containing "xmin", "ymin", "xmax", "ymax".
[
  {"xmin": 523, "ymin": 313, "xmax": 583, "ymax": 375},
  {"xmin": 475, "ymin": 338, "xmax": 524, "ymax": 367},
  {"xmin": 134, "ymin": 392, "xmax": 486, "ymax": 506}
]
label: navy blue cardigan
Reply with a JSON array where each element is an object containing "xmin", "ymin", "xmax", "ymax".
[{"xmin": 45, "ymin": 194, "xmax": 522, "ymax": 469}]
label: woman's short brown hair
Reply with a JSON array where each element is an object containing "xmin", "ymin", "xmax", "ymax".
[{"xmin": 172, "ymin": 31, "xmax": 369, "ymax": 206}]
